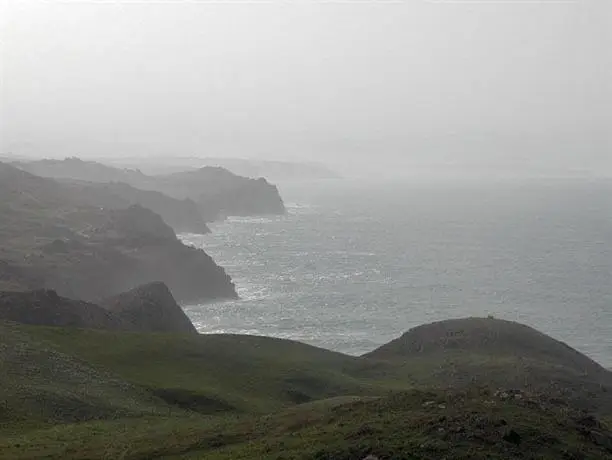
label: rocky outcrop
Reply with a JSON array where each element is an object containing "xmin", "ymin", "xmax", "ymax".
[
  {"xmin": 100, "ymin": 282, "xmax": 197, "ymax": 334},
  {"xmin": 98, "ymin": 205, "xmax": 178, "ymax": 244},
  {"xmin": 0, "ymin": 283, "xmax": 198, "ymax": 334},
  {"xmin": 0, "ymin": 289, "xmax": 122, "ymax": 329},
  {"xmin": 148, "ymin": 167, "xmax": 286, "ymax": 221}
]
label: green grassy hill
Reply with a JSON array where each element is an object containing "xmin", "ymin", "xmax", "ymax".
[
  {"xmin": 0, "ymin": 322, "xmax": 172, "ymax": 435},
  {"xmin": 14, "ymin": 325, "xmax": 382, "ymax": 414},
  {"xmin": 363, "ymin": 317, "xmax": 612, "ymax": 414},
  {"xmin": 1, "ymin": 317, "xmax": 611, "ymax": 459}
]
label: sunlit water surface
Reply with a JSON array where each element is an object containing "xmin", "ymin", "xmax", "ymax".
[{"xmin": 181, "ymin": 179, "xmax": 612, "ymax": 368}]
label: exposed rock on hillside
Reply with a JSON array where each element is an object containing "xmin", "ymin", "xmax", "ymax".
[
  {"xmin": 0, "ymin": 289, "xmax": 121, "ymax": 329},
  {"xmin": 99, "ymin": 205, "xmax": 178, "ymax": 243},
  {"xmin": 148, "ymin": 167, "xmax": 286, "ymax": 221},
  {"xmin": 0, "ymin": 282, "xmax": 198, "ymax": 334},
  {"xmin": 101, "ymin": 282, "xmax": 197, "ymax": 334}
]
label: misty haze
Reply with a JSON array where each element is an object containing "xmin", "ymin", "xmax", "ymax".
[{"xmin": 0, "ymin": 1, "xmax": 611, "ymax": 459}]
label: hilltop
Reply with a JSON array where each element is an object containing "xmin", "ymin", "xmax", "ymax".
[
  {"xmin": 0, "ymin": 313, "xmax": 611, "ymax": 459},
  {"xmin": 366, "ymin": 317, "xmax": 609, "ymax": 377},
  {"xmin": 14, "ymin": 157, "xmax": 286, "ymax": 222},
  {"xmin": 0, "ymin": 162, "xmax": 236, "ymax": 303},
  {"xmin": 364, "ymin": 317, "xmax": 612, "ymax": 412}
]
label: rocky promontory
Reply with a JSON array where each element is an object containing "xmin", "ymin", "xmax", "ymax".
[
  {"xmin": 0, "ymin": 289, "xmax": 122, "ymax": 330},
  {"xmin": 100, "ymin": 282, "xmax": 197, "ymax": 334},
  {"xmin": 0, "ymin": 282, "xmax": 198, "ymax": 334},
  {"xmin": 147, "ymin": 166, "xmax": 286, "ymax": 221}
]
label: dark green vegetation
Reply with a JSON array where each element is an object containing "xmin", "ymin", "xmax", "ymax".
[
  {"xmin": 1, "ymin": 316, "xmax": 611, "ymax": 459},
  {"xmin": 14, "ymin": 157, "xmax": 286, "ymax": 221},
  {"xmin": 0, "ymin": 162, "xmax": 236, "ymax": 302}
]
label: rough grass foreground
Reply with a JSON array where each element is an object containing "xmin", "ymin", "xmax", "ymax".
[{"xmin": 2, "ymin": 389, "xmax": 612, "ymax": 459}]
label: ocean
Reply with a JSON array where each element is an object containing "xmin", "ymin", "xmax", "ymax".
[{"xmin": 181, "ymin": 178, "xmax": 612, "ymax": 368}]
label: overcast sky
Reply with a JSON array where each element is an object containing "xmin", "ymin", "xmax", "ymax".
[{"xmin": 1, "ymin": 0, "xmax": 610, "ymax": 174}]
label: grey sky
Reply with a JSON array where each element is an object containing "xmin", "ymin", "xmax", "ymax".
[{"xmin": 1, "ymin": 0, "xmax": 610, "ymax": 173}]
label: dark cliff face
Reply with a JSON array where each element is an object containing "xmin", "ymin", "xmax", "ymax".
[
  {"xmin": 0, "ymin": 283, "xmax": 199, "ymax": 334},
  {"xmin": 149, "ymin": 167, "xmax": 286, "ymax": 221},
  {"xmin": 0, "ymin": 162, "xmax": 237, "ymax": 304},
  {"xmin": 99, "ymin": 205, "xmax": 178, "ymax": 244},
  {"xmin": 0, "ymin": 289, "xmax": 122, "ymax": 330},
  {"xmin": 100, "ymin": 282, "xmax": 197, "ymax": 334}
]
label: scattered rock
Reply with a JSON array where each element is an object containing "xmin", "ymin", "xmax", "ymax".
[
  {"xmin": 503, "ymin": 429, "xmax": 522, "ymax": 445},
  {"xmin": 100, "ymin": 282, "xmax": 198, "ymax": 334}
]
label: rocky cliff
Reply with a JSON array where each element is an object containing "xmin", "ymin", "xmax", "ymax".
[
  {"xmin": 100, "ymin": 282, "xmax": 197, "ymax": 334},
  {"xmin": 148, "ymin": 167, "xmax": 286, "ymax": 221},
  {"xmin": 0, "ymin": 289, "xmax": 121, "ymax": 330},
  {"xmin": 0, "ymin": 282, "xmax": 198, "ymax": 334}
]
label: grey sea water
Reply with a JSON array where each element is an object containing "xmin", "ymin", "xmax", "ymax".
[{"xmin": 181, "ymin": 178, "xmax": 612, "ymax": 368}]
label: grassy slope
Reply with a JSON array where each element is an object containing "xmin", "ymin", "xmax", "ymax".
[
  {"xmin": 2, "ymin": 321, "xmax": 612, "ymax": 459},
  {"xmin": 2, "ymin": 391, "xmax": 611, "ymax": 460},
  {"xmin": 9, "ymin": 325, "xmax": 394, "ymax": 414},
  {"xmin": 0, "ymin": 322, "xmax": 172, "ymax": 435}
]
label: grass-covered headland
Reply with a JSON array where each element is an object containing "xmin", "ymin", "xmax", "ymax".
[{"xmin": 1, "ymin": 316, "xmax": 611, "ymax": 459}]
